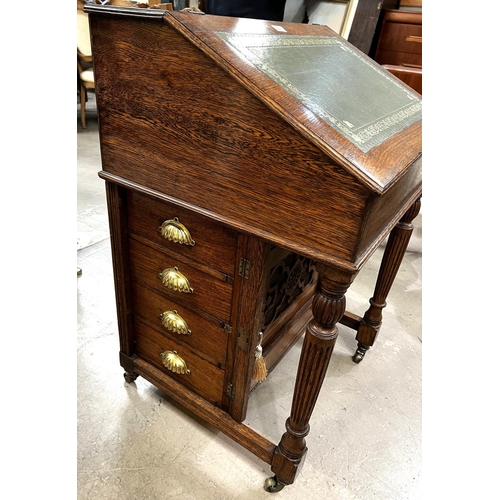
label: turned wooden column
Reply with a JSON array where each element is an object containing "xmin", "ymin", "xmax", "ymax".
[
  {"xmin": 270, "ymin": 265, "xmax": 357, "ymax": 486},
  {"xmin": 353, "ymin": 198, "xmax": 421, "ymax": 363}
]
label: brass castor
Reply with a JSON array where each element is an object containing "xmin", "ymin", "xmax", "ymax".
[
  {"xmin": 264, "ymin": 475, "xmax": 285, "ymax": 493},
  {"xmin": 123, "ymin": 372, "xmax": 138, "ymax": 383},
  {"xmin": 352, "ymin": 344, "xmax": 368, "ymax": 364}
]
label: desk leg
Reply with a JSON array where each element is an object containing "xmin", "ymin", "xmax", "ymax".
[
  {"xmin": 268, "ymin": 265, "xmax": 356, "ymax": 490},
  {"xmin": 353, "ymin": 198, "xmax": 421, "ymax": 363}
]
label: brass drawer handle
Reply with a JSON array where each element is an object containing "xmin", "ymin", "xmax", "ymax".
[
  {"xmin": 159, "ymin": 217, "xmax": 195, "ymax": 246},
  {"xmin": 158, "ymin": 267, "xmax": 194, "ymax": 294},
  {"xmin": 160, "ymin": 350, "xmax": 191, "ymax": 375},
  {"xmin": 159, "ymin": 310, "xmax": 191, "ymax": 335},
  {"xmin": 405, "ymin": 35, "xmax": 422, "ymax": 43}
]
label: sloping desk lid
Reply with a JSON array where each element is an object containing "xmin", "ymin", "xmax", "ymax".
[
  {"xmin": 165, "ymin": 11, "xmax": 422, "ymax": 195},
  {"xmin": 214, "ymin": 32, "xmax": 420, "ymax": 155},
  {"xmin": 87, "ymin": 7, "xmax": 422, "ymax": 194}
]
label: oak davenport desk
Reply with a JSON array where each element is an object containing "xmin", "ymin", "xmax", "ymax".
[{"xmin": 85, "ymin": 5, "xmax": 422, "ymax": 493}]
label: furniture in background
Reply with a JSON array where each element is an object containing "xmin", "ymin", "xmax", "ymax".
[
  {"xmin": 347, "ymin": 0, "xmax": 399, "ymax": 54},
  {"xmin": 153, "ymin": 2, "xmax": 174, "ymax": 9},
  {"xmin": 77, "ymin": 56, "xmax": 95, "ymax": 129},
  {"xmin": 382, "ymin": 64, "xmax": 421, "ymax": 95},
  {"xmin": 398, "ymin": 0, "xmax": 421, "ymax": 7},
  {"xmin": 85, "ymin": 5, "xmax": 421, "ymax": 492},
  {"xmin": 374, "ymin": 8, "xmax": 422, "ymax": 67},
  {"xmin": 77, "ymin": 5, "xmax": 94, "ymax": 128},
  {"xmin": 373, "ymin": 7, "xmax": 422, "ymax": 94},
  {"xmin": 151, "ymin": 0, "xmax": 198, "ymax": 8}
]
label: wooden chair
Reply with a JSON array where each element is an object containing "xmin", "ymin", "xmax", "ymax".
[
  {"xmin": 77, "ymin": 6, "xmax": 94, "ymax": 128},
  {"xmin": 77, "ymin": 55, "xmax": 95, "ymax": 129}
]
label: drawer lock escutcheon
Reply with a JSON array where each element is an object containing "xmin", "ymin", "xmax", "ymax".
[
  {"xmin": 158, "ymin": 267, "xmax": 194, "ymax": 294},
  {"xmin": 160, "ymin": 350, "xmax": 191, "ymax": 375},
  {"xmin": 159, "ymin": 310, "xmax": 191, "ymax": 335},
  {"xmin": 159, "ymin": 217, "xmax": 195, "ymax": 246}
]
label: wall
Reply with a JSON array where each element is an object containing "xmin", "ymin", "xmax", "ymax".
[{"xmin": 284, "ymin": 0, "xmax": 359, "ymax": 38}]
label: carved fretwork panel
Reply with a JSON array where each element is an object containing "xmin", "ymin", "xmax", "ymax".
[{"xmin": 262, "ymin": 246, "xmax": 316, "ymax": 331}]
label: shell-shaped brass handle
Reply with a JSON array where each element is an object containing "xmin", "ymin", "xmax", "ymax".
[
  {"xmin": 160, "ymin": 350, "xmax": 190, "ymax": 375},
  {"xmin": 159, "ymin": 218, "xmax": 195, "ymax": 246},
  {"xmin": 159, "ymin": 310, "xmax": 191, "ymax": 335},
  {"xmin": 158, "ymin": 267, "xmax": 194, "ymax": 294}
]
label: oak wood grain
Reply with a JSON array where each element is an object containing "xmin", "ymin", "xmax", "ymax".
[
  {"xmin": 134, "ymin": 320, "xmax": 226, "ymax": 405},
  {"xmin": 127, "ymin": 190, "xmax": 239, "ymax": 276},
  {"xmin": 90, "ymin": 9, "xmax": 422, "ymax": 270},
  {"xmin": 131, "ymin": 281, "xmax": 229, "ymax": 368},
  {"xmin": 86, "ymin": 6, "xmax": 423, "ymax": 489},
  {"xmin": 129, "ymin": 238, "xmax": 234, "ymax": 322}
]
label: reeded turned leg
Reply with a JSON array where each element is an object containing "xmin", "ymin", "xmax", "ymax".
[
  {"xmin": 268, "ymin": 265, "xmax": 357, "ymax": 490},
  {"xmin": 353, "ymin": 198, "xmax": 421, "ymax": 363}
]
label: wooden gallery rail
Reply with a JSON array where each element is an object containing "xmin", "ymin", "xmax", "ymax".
[{"xmin": 85, "ymin": 4, "xmax": 422, "ymax": 493}]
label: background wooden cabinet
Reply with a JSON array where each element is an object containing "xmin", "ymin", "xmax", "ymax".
[
  {"xmin": 373, "ymin": 7, "xmax": 422, "ymax": 94},
  {"xmin": 347, "ymin": 0, "xmax": 399, "ymax": 54},
  {"xmin": 373, "ymin": 8, "xmax": 422, "ymax": 68}
]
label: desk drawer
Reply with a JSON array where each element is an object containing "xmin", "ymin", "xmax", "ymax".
[
  {"xmin": 127, "ymin": 190, "xmax": 238, "ymax": 276},
  {"xmin": 377, "ymin": 22, "xmax": 422, "ymax": 56},
  {"xmin": 131, "ymin": 281, "xmax": 229, "ymax": 368},
  {"xmin": 129, "ymin": 238, "xmax": 233, "ymax": 322},
  {"xmin": 134, "ymin": 320, "xmax": 225, "ymax": 406},
  {"xmin": 375, "ymin": 50, "xmax": 422, "ymax": 68}
]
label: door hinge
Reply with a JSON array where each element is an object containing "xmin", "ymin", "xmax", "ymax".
[
  {"xmin": 237, "ymin": 326, "xmax": 250, "ymax": 351},
  {"xmin": 226, "ymin": 383, "xmax": 236, "ymax": 399},
  {"xmin": 239, "ymin": 258, "xmax": 250, "ymax": 279},
  {"xmin": 377, "ymin": 2, "xmax": 382, "ymax": 10}
]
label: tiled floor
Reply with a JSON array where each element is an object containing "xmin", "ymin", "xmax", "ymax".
[{"xmin": 77, "ymin": 95, "xmax": 422, "ymax": 499}]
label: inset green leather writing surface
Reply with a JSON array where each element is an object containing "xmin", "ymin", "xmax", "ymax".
[{"xmin": 217, "ymin": 33, "xmax": 422, "ymax": 153}]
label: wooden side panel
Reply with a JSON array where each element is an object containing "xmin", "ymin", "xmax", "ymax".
[
  {"xmin": 354, "ymin": 157, "xmax": 421, "ymax": 265},
  {"xmin": 104, "ymin": 182, "xmax": 135, "ymax": 357},
  {"xmin": 90, "ymin": 14, "xmax": 370, "ymax": 266},
  {"xmin": 228, "ymin": 237, "xmax": 269, "ymax": 423}
]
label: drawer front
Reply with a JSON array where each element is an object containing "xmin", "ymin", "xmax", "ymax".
[
  {"xmin": 129, "ymin": 238, "xmax": 233, "ymax": 322},
  {"xmin": 378, "ymin": 23, "xmax": 422, "ymax": 55},
  {"xmin": 131, "ymin": 282, "xmax": 229, "ymax": 368},
  {"xmin": 376, "ymin": 50, "xmax": 422, "ymax": 68},
  {"xmin": 127, "ymin": 190, "xmax": 238, "ymax": 276},
  {"xmin": 134, "ymin": 320, "xmax": 225, "ymax": 406}
]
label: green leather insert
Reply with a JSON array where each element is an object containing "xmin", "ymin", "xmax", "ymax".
[{"xmin": 217, "ymin": 33, "xmax": 422, "ymax": 153}]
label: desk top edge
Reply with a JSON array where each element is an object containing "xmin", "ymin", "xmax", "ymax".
[{"xmin": 86, "ymin": 5, "xmax": 422, "ymax": 195}]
